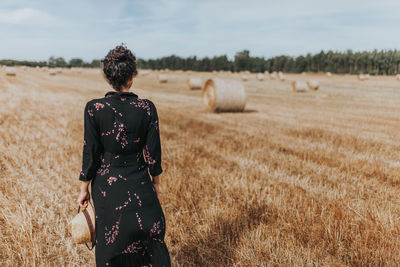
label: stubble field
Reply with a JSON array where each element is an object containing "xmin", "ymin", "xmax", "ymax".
[{"xmin": 1, "ymin": 67, "xmax": 400, "ymax": 266}]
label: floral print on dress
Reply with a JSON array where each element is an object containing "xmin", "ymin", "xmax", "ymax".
[
  {"xmin": 105, "ymin": 216, "xmax": 121, "ymax": 246},
  {"xmin": 129, "ymin": 98, "xmax": 151, "ymax": 116},
  {"xmin": 78, "ymin": 92, "xmax": 170, "ymax": 266},
  {"xmin": 143, "ymin": 145, "xmax": 156, "ymax": 165}
]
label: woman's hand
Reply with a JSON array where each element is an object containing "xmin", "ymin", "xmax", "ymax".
[
  {"xmin": 153, "ymin": 182, "xmax": 161, "ymax": 197},
  {"xmin": 77, "ymin": 190, "xmax": 90, "ymax": 208}
]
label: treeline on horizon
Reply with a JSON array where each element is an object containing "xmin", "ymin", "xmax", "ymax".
[
  {"xmin": 138, "ymin": 49, "xmax": 400, "ymax": 75},
  {"xmin": 2, "ymin": 49, "xmax": 400, "ymax": 75},
  {"xmin": 0, "ymin": 56, "xmax": 101, "ymax": 68}
]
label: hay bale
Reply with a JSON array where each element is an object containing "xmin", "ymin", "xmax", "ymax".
[
  {"xmin": 270, "ymin": 71, "xmax": 277, "ymax": 80},
  {"xmin": 241, "ymin": 74, "xmax": 249, "ymax": 81},
  {"xmin": 306, "ymin": 80, "xmax": 319, "ymax": 90},
  {"xmin": 5, "ymin": 67, "xmax": 16, "ymax": 76},
  {"xmin": 139, "ymin": 70, "xmax": 150, "ymax": 76},
  {"xmin": 256, "ymin": 73, "xmax": 264, "ymax": 81},
  {"xmin": 396, "ymin": 74, "xmax": 400, "ymax": 81},
  {"xmin": 358, "ymin": 74, "xmax": 366, "ymax": 81},
  {"xmin": 301, "ymin": 72, "xmax": 306, "ymax": 76},
  {"xmin": 278, "ymin": 71, "xmax": 285, "ymax": 81},
  {"xmin": 187, "ymin": 77, "xmax": 202, "ymax": 90},
  {"xmin": 203, "ymin": 78, "xmax": 246, "ymax": 112},
  {"xmin": 264, "ymin": 71, "xmax": 269, "ymax": 75},
  {"xmin": 212, "ymin": 70, "xmax": 217, "ymax": 74},
  {"xmin": 158, "ymin": 74, "xmax": 168, "ymax": 83},
  {"xmin": 365, "ymin": 74, "xmax": 370, "ymax": 80},
  {"xmin": 49, "ymin": 69, "xmax": 57, "ymax": 76},
  {"xmin": 55, "ymin": 68, "xmax": 62, "ymax": 74},
  {"xmin": 292, "ymin": 81, "xmax": 307, "ymax": 92},
  {"xmin": 327, "ymin": 72, "xmax": 332, "ymax": 77}
]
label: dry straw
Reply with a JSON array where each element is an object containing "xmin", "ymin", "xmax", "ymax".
[
  {"xmin": 256, "ymin": 73, "xmax": 264, "ymax": 81},
  {"xmin": 306, "ymin": 80, "xmax": 319, "ymax": 90},
  {"xmin": 292, "ymin": 81, "xmax": 307, "ymax": 92},
  {"xmin": 158, "ymin": 74, "xmax": 168, "ymax": 83},
  {"xmin": 5, "ymin": 67, "xmax": 16, "ymax": 76},
  {"xmin": 187, "ymin": 77, "xmax": 203, "ymax": 90},
  {"xmin": 203, "ymin": 78, "xmax": 246, "ymax": 112}
]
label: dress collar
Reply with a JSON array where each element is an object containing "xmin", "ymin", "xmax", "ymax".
[{"xmin": 105, "ymin": 91, "xmax": 138, "ymax": 98}]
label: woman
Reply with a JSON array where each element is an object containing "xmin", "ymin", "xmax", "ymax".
[{"xmin": 77, "ymin": 45, "xmax": 171, "ymax": 267}]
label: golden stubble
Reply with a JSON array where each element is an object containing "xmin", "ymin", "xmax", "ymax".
[{"xmin": 1, "ymin": 68, "xmax": 400, "ymax": 266}]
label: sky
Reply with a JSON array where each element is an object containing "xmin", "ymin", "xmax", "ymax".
[{"xmin": 1, "ymin": 0, "xmax": 400, "ymax": 61}]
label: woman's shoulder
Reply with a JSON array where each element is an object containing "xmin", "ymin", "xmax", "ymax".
[{"xmin": 84, "ymin": 97, "xmax": 107, "ymax": 114}]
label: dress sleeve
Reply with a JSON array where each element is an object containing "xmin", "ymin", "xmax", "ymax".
[
  {"xmin": 79, "ymin": 101, "xmax": 102, "ymax": 181},
  {"xmin": 143, "ymin": 101, "xmax": 163, "ymax": 177}
]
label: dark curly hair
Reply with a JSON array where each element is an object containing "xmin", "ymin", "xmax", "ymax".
[{"xmin": 102, "ymin": 44, "xmax": 138, "ymax": 91}]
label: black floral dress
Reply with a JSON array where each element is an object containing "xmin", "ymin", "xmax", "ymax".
[{"xmin": 78, "ymin": 91, "xmax": 171, "ymax": 267}]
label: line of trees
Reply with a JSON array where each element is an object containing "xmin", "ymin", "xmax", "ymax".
[
  {"xmin": 2, "ymin": 49, "xmax": 400, "ymax": 75},
  {"xmin": 138, "ymin": 49, "xmax": 400, "ymax": 75},
  {"xmin": 0, "ymin": 57, "xmax": 101, "ymax": 68}
]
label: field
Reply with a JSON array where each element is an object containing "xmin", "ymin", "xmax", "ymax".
[{"xmin": 1, "ymin": 68, "xmax": 400, "ymax": 266}]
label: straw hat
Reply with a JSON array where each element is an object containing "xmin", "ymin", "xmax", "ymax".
[{"xmin": 68, "ymin": 202, "xmax": 96, "ymax": 245}]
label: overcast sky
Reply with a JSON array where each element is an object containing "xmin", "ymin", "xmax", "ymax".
[{"xmin": 1, "ymin": 0, "xmax": 400, "ymax": 61}]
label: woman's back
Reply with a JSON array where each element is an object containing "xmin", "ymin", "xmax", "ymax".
[{"xmin": 77, "ymin": 45, "xmax": 170, "ymax": 267}]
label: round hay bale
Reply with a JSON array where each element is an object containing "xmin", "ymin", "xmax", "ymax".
[
  {"xmin": 301, "ymin": 72, "xmax": 306, "ymax": 76},
  {"xmin": 5, "ymin": 67, "xmax": 16, "ymax": 76},
  {"xmin": 49, "ymin": 69, "xmax": 57, "ymax": 76},
  {"xmin": 264, "ymin": 70, "xmax": 269, "ymax": 75},
  {"xmin": 396, "ymin": 74, "xmax": 400, "ymax": 81},
  {"xmin": 241, "ymin": 74, "xmax": 249, "ymax": 81},
  {"xmin": 358, "ymin": 74, "xmax": 366, "ymax": 81},
  {"xmin": 306, "ymin": 80, "xmax": 319, "ymax": 90},
  {"xmin": 365, "ymin": 74, "xmax": 370, "ymax": 80},
  {"xmin": 292, "ymin": 81, "xmax": 307, "ymax": 92},
  {"xmin": 327, "ymin": 72, "xmax": 332, "ymax": 77},
  {"xmin": 212, "ymin": 70, "xmax": 217, "ymax": 74},
  {"xmin": 270, "ymin": 71, "xmax": 277, "ymax": 80},
  {"xmin": 202, "ymin": 78, "xmax": 246, "ymax": 112},
  {"xmin": 256, "ymin": 73, "xmax": 264, "ymax": 81},
  {"xmin": 55, "ymin": 68, "xmax": 62, "ymax": 74},
  {"xmin": 139, "ymin": 70, "xmax": 150, "ymax": 76},
  {"xmin": 278, "ymin": 71, "xmax": 285, "ymax": 81},
  {"xmin": 158, "ymin": 74, "xmax": 168, "ymax": 83},
  {"xmin": 187, "ymin": 77, "xmax": 202, "ymax": 90}
]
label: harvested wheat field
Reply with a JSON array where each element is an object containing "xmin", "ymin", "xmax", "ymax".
[{"xmin": 2, "ymin": 68, "xmax": 400, "ymax": 266}]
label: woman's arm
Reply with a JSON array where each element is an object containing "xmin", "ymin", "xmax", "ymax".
[
  {"xmin": 152, "ymin": 175, "xmax": 161, "ymax": 197},
  {"xmin": 77, "ymin": 101, "xmax": 102, "ymax": 207},
  {"xmin": 78, "ymin": 181, "xmax": 91, "ymax": 208}
]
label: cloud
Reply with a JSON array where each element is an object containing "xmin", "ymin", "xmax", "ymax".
[
  {"xmin": 1, "ymin": 0, "xmax": 400, "ymax": 61},
  {"xmin": 0, "ymin": 8, "xmax": 56, "ymax": 26}
]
